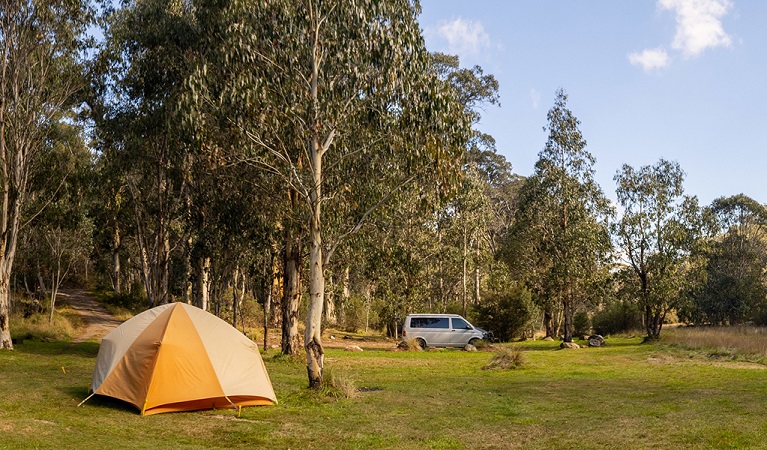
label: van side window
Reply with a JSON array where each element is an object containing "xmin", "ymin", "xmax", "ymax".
[
  {"xmin": 410, "ymin": 317, "xmax": 449, "ymax": 329},
  {"xmin": 452, "ymin": 318, "xmax": 471, "ymax": 329}
]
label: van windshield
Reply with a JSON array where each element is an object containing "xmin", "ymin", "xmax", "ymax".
[
  {"xmin": 410, "ymin": 317, "xmax": 449, "ymax": 329},
  {"xmin": 452, "ymin": 318, "xmax": 472, "ymax": 329}
]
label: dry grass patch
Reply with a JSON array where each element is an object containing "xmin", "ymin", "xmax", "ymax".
[
  {"xmin": 319, "ymin": 367, "xmax": 359, "ymax": 399},
  {"xmin": 483, "ymin": 345, "xmax": 526, "ymax": 370},
  {"xmin": 664, "ymin": 326, "xmax": 767, "ymax": 362},
  {"xmin": 11, "ymin": 307, "xmax": 83, "ymax": 342}
]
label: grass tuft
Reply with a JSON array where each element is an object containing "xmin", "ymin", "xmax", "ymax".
[
  {"xmin": 319, "ymin": 367, "xmax": 359, "ymax": 400},
  {"xmin": 483, "ymin": 345, "xmax": 526, "ymax": 370},
  {"xmin": 400, "ymin": 338, "xmax": 424, "ymax": 351}
]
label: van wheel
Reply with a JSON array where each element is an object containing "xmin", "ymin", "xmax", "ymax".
[
  {"xmin": 415, "ymin": 338, "xmax": 427, "ymax": 350},
  {"xmin": 468, "ymin": 338, "xmax": 480, "ymax": 346}
]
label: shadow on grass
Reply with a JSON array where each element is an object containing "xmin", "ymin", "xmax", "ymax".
[
  {"xmin": 13, "ymin": 340, "xmax": 100, "ymax": 358},
  {"xmin": 65, "ymin": 385, "xmax": 139, "ymax": 415}
]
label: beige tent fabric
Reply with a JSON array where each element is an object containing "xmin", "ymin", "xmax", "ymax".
[{"xmin": 90, "ymin": 303, "xmax": 276, "ymax": 415}]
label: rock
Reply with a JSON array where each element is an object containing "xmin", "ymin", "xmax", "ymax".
[
  {"xmin": 560, "ymin": 342, "xmax": 580, "ymax": 349},
  {"xmin": 588, "ymin": 335, "xmax": 605, "ymax": 347},
  {"xmin": 582, "ymin": 335, "xmax": 590, "ymax": 341},
  {"xmin": 330, "ymin": 335, "xmax": 335, "ymax": 340},
  {"xmin": 542, "ymin": 336, "xmax": 555, "ymax": 342},
  {"xmin": 463, "ymin": 344, "xmax": 477, "ymax": 352},
  {"xmin": 345, "ymin": 345, "xmax": 363, "ymax": 352},
  {"xmin": 269, "ymin": 344, "xmax": 280, "ymax": 350}
]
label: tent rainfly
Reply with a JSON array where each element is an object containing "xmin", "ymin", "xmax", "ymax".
[{"xmin": 80, "ymin": 302, "xmax": 276, "ymax": 415}]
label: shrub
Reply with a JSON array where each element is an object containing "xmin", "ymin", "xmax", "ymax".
[
  {"xmin": 483, "ymin": 346, "xmax": 525, "ymax": 370},
  {"xmin": 592, "ymin": 300, "xmax": 643, "ymax": 336},
  {"xmin": 320, "ymin": 367, "xmax": 359, "ymax": 399},
  {"xmin": 573, "ymin": 310, "xmax": 591, "ymax": 336},
  {"xmin": 476, "ymin": 283, "xmax": 534, "ymax": 342}
]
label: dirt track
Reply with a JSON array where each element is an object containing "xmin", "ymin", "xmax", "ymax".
[{"xmin": 58, "ymin": 289, "xmax": 122, "ymax": 343}]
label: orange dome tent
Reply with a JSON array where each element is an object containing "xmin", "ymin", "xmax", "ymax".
[{"xmin": 80, "ymin": 302, "xmax": 276, "ymax": 415}]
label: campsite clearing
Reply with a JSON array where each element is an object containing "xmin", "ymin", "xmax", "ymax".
[{"xmin": 2, "ymin": 336, "xmax": 767, "ymax": 449}]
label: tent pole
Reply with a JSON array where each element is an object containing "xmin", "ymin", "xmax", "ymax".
[{"xmin": 77, "ymin": 392, "xmax": 95, "ymax": 408}]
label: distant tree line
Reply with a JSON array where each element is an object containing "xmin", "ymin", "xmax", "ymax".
[{"xmin": 2, "ymin": 0, "xmax": 766, "ymax": 387}]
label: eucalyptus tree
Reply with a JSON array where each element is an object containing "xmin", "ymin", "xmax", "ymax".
[
  {"xmin": 613, "ymin": 159, "xmax": 702, "ymax": 339},
  {"xmin": 93, "ymin": 0, "xmax": 204, "ymax": 307},
  {"xmin": 509, "ymin": 90, "xmax": 612, "ymax": 343},
  {"xmin": 187, "ymin": 0, "xmax": 469, "ymax": 387},
  {"xmin": 0, "ymin": 0, "xmax": 93, "ymax": 349},
  {"xmin": 689, "ymin": 195, "xmax": 767, "ymax": 324}
]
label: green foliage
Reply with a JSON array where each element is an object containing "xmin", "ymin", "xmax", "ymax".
[
  {"xmin": 592, "ymin": 301, "xmax": 644, "ymax": 336},
  {"xmin": 476, "ymin": 283, "xmax": 534, "ymax": 342},
  {"xmin": 683, "ymin": 195, "xmax": 767, "ymax": 326},
  {"xmin": 507, "ymin": 89, "xmax": 612, "ymax": 341},
  {"xmin": 573, "ymin": 310, "xmax": 591, "ymax": 336},
  {"xmin": 613, "ymin": 159, "xmax": 703, "ymax": 338}
]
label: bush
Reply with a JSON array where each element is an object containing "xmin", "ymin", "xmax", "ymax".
[
  {"xmin": 476, "ymin": 284, "xmax": 534, "ymax": 342},
  {"xmin": 319, "ymin": 367, "xmax": 359, "ymax": 400},
  {"xmin": 483, "ymin": 346, "xmax": 525, "ymax": 370},
  {"xmin": 592, "ymin": 300, "xmax": 643, "ymax": 336},
  {"xmin": 573, "ymin": 310, "xmax": 591, "ymax": 336}
]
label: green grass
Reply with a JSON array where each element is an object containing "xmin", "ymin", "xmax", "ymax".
[{"xmin": 2, "ymin": 336, "xmax": 767, "ymax": 449}]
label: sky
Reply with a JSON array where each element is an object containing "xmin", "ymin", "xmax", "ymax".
[{"xmin": 418, "ymin": 0, "xmax": 767, "ymax": 206}]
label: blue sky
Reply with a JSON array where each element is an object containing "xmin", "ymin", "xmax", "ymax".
[{"xmin": 419, "ymin": 0, "xmax": 766, "ymax": 205}]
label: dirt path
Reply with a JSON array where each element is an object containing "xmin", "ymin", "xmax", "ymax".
[{"xmin": 58, "ymin": 289, "xmax": 122, "ymax": 343}]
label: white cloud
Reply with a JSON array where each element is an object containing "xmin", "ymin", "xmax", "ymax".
[
  {"xmin": 628, "ymin": 48, "xmax": 672, "ymax": 71},
  {"xmin": 529, "ymin": 88, "xmax": 541, "ymax": 109},
  {"xmin": 435, "ymin": 18, "xmax": 490, "ymax": 57},
  {"xmin": 659, "ymin": 0, "xmax": 733, "ymax": 57}
]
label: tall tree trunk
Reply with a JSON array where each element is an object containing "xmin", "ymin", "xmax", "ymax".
[
  {"xmin": 462, "ymin": 226, "xmax": 468, "ymax": 317},
  {"xmin": 263, "ymin": 251, "xmax": 273, "ymax": 350},
  {"xmin": 112, "ymin": 224, "xmax": 121, "ymax": 295},
  {"xmin": 340, "ymin": 266, "xmax": 350, "ymax": 326},
  {"xmin": 474, "ymin": 242, "xmax": 480, "ymax": 305},
  {"xmin": 543, "ymin": 307, "xmax": 555, "ymax": 339},
  {"xmin": 184, "ymin": 236, "xmax": 193, "ymax": 304},
  {"xmin": 324, "ymin": 272, "xmax": 336, "ymax": 326},
  {"xmin": 562, "ymin": 291, "xmax": 574, "ymax": 343},
  {"xmin": 305, "ymin": 146, "xmax": 325, "ymax": 389},
  {"xmin": 232, "ymin": 265, "xmax": 241, "ymax": 328},
  {"xmin": 196, "ymin": 256, "xmax": 210, "ymax": 311},
  {"xmin": 0, "ymin": 273, "xmax": 12, "ymax": 350},
  {"xmin": 282, "ymin": 226, "xmax": 301, "ymax": 355}
]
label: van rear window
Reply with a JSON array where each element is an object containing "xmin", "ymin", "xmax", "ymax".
[{"xmin": 410, "ymin": 317, "xmax": 449, "ymax": 329}]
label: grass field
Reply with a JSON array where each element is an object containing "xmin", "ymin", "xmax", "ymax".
[{"xmin": 2, "ymin": 335, "xmax": 767, "ymax": 449}]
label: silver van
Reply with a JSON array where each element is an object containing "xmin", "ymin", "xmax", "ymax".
[{"xmin": 402, "ymin": 314, "xmax": 487, "ymax": 349}]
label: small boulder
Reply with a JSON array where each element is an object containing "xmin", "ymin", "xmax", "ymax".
[
  {"xmin": 560, "ymin": 342, "xmax": 580, "ymax": 349},
  {"xmin": 542, "ymin": 336, "xmax": 555, "ymax": 342},
  {"xmin": 588, "ymin": 335, "xmax": 605, "ymax": 347},
  {"xmin": 330, "ymin": 335, "xmax": 335, "ymax": 340},
  {"xmin": 345, "ymin": 345, "xmax": 363, "ymax": 352},
  {"xmin": 463, "ymin": 344, "xmax": 477, "ymax": 352}
]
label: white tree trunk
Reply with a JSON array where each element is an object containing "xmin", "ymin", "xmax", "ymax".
[
  {"xmin": 305, "ymin": 140, "xmax": 325, "ymax": 388},
  {"xmin": 196, "ymin": 256, "xmax": 210, "ymax": 311},
  {"xmin": 0, "ymin": 274, "xmax": 11, "ymax": 349}
]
